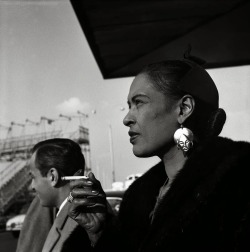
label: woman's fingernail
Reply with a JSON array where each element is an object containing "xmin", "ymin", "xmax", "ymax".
[{"xmin": 87, "ymin": 181, "xmax": 93, "ymax": 185}]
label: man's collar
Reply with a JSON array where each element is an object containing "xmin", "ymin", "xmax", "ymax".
[{"xmin": 56, "ymin": 198, "xmax": 68, "ymax": 217}]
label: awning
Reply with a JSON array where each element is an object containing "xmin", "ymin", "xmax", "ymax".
[{"xmin": 70, "ymin": 0, "xmax": 250, "ymax": 79}]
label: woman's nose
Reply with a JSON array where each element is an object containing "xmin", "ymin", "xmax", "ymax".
[{"xmin": 123, "ymin": 111, "xmax": 135, "ymax": 127}]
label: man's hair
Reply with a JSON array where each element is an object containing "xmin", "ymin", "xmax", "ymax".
[{"xmin": 31, "ymin": 138, "xmax": 85, "ymax": 177}]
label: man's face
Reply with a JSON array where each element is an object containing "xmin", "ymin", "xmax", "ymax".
[{"xmin": 29, "ymin": 153, "xmax": 55, "ymax": 207}]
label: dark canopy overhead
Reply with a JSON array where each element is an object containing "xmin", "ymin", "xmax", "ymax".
[{"xmin": 70, "ymin": 0, "xmax": 250, "ymax": 79}]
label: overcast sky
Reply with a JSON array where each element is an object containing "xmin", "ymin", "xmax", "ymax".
[
  {"xmin": 0, "ymin": 0, "xmax": 161, "ymax": 188},
  {"xmin": 1, "ymin": 0, "xmax": 250, "ymax": 189}
]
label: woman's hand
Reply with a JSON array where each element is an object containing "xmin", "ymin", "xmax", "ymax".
[{"xmin": 68, "ymin": 172, "xmax": 107, "ymax": 245}]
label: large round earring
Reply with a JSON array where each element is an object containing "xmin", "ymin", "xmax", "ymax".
[{"xmin": 174, "ymin": 125, "xmax": 194, "ymax": 155}]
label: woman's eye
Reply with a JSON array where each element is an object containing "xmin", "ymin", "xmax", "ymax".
[{"xmin": 135, "ymin": 100, "xmax": 143, "ymax": 106}]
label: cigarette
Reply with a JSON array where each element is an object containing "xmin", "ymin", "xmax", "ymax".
[{"xmin": 61, "ymin": 176, "xmax": 88, "ymax": 181}]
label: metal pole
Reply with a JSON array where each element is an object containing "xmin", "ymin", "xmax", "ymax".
[{"xmin": 108, "ymin": 123, "xmax": 115, "ymax": 183}]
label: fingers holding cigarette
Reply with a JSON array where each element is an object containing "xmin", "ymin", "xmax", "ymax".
[{"xmin": 68, "ymin": 172, "xmax": 105, "ymax": 201}]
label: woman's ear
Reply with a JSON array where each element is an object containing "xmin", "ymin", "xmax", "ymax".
[
  {"xmin": 47, "ymin": 168, "xmax": 59, "ymax": 187},
  {"xmin": 178, "ymin": 95, "xmax": 195, "ymax": 124}
]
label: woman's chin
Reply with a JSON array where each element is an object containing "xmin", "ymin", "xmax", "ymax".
[{"xmin": 133, "ymin": 147, "xmax": 153, "ymax": 158}]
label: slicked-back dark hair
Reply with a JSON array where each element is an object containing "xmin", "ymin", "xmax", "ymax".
[{"xmin": 31, "ymin": 138, "xmax": 85, "ymax": 177}]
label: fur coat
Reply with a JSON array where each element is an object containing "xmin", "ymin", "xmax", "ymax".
[{"xmin": 114, "ymin": 137, "xmax": 250, "ymax": 252}]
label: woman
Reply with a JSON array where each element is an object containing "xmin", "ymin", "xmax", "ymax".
[{"xmin": 68, "ymin": 57, "xmax": 250, "ymax": 252}]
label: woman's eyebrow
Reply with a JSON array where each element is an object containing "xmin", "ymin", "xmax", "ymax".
[
  {"xmin": 131, "ymin": 94, "xmax": 149, "ymax": 102},
  {"xmin": 127, "ymin": 94, "xmax": 149, "ymax": 107}
]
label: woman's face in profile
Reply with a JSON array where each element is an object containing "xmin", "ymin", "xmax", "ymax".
[{"xmin": 123, "ymin": 73, "xmax": 179, "ymax": 158}]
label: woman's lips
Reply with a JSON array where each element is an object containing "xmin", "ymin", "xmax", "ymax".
[{"xmin": 129, "ymin": 131, "xmax": 140, "ymax": 144}]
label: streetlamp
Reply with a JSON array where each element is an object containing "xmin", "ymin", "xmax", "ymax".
[
  {"xmin": 108, "ymin": 122, "xmax": 115, "ymax": 183},
  {"xmin": 101, "ymin": 106, "xmax": 126, "ymax": 183},
  {"xmin": 108, "ymin": 106, "xmax": 126, "ymax": 183}
]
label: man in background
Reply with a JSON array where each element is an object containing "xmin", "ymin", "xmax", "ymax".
[{"xmin": 17, "ymin": 138, "xmax": 91, "ymax": 252}]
